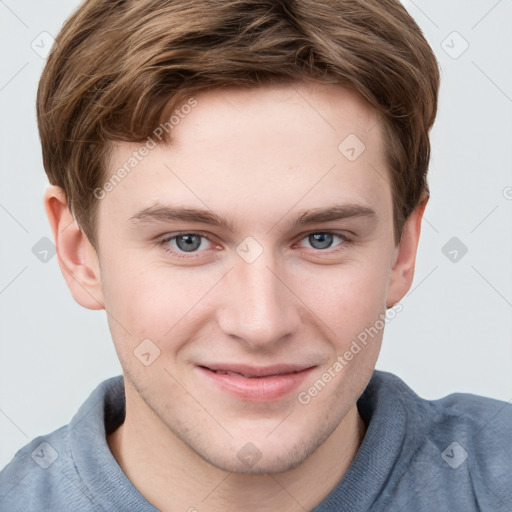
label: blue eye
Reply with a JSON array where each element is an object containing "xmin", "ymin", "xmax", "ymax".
[
  {"xmin": 160, "ymin": 233, "xmax": 213, "ymax": 255},
  {"xmin": 157, "ymin": 230, "xmax": 350, "ymax": 261},
  {"xmin": 175, "ymin": 234, "xmax": 203, "ymax": 252},
  {"xmin": 299, "ymin": 232, "xmax": 347, "ymax": 251}
]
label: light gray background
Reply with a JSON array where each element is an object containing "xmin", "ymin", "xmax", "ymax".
[{"xmin": 1, "ymin": 0, "xmax": 511, "ymax": 469}]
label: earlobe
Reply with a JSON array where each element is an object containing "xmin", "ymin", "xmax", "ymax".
[
  {"xmin": 386, "ymin": 198, "xmax": 428, "ymax": 308},
  {"xmin": 44, "ymin": 185, "xmax": 105, "ymax": 310}
]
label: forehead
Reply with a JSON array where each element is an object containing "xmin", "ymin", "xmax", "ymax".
[
  {"xmin": 170, "ymin": 81, "xmax": 380, "ymax": 154},
  {"xmin": 100, "ymin": 81, "xmax": 390, "ymax": 231}
]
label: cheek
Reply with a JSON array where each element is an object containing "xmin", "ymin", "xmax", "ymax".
[
  {"xmin": 100, "ymin": 263, "xmax": 190, "ymax": 377},
  {"xmin": 296, "ymin": 258, "xmax": 391, "ymax": 337},
  {"xmin": 100, "ymin": 235, "xmax": 393, "ymax": 358},
  {"xmin": 101, "ymin": 259, "xmax": 221, "ymax": 345}
]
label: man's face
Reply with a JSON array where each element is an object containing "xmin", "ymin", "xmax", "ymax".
[{"xmin": 94, "ymin": 81, "xmax": 398, "ymax": 473}]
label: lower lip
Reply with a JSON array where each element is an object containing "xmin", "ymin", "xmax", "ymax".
[{"xmin": 197, "ymin": 366, "xmax": 315, "ymax": 402}]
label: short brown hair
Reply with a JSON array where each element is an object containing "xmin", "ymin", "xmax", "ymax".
[{"xmin": 37, "ymin": 0, "xmax": 439, "ymax": 248}]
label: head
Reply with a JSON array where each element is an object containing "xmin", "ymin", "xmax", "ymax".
[{"xmin": 40, "ymin": 0, "xmax": 439, "ymax": 473}]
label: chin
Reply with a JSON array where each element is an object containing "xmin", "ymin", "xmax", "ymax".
[
  {"xmin": 193, "ymin": 425, "xmax": 334, "ymax": 475},
  {"xmin": 201, "ymin": 449, "xmax": 308, "ymax": 475}
]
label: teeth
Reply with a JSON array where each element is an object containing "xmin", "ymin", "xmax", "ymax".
[
  {"xmin": 210, "ymin": 368, "xmax": 305, "ymax": 378},
  {"xmin": 214, "ymin": 370, "xmax": 253, "ymax": 378}
]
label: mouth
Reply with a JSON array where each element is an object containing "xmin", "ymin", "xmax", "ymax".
[{"xmin": 196, "ymin": 363, "xmax": 316, "ymax": 401}]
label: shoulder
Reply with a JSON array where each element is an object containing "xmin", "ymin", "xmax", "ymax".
[
  {"xmin": 0, "ymin": 426, "xmax": 98, "ymax": 511},
  {"xmin": 371, "ymin": 371, "xmax": 512, "ymax": 511},
  {"xmin": 371, "ymin": 369, "xmax": 511, "ymax": 438},
  {"xmin": 0, "ymin": 376, "xmax": 124, "ymax": 511},
  {"xmin": 429, "ymin": 389, "xmax": 512, "ymax": 493},
  {"xmin": 423, "ymin": 385, "xmax": 512, "ymax": 463}
]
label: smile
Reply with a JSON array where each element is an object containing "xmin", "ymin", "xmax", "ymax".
[{"xmin": 196, "ymin": 364, "xmax": 316, "ymax": 401}]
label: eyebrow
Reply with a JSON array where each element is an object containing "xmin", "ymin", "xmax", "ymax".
[
  {"xmin": 129, "ymin": 206, "xmax": 237, "ymax": 231},
  {"xmin": 129, "ymin": 203, "xmax": 376, "ymax": 231},
  {"xmin": 292, "ymin": 204, "xmax": 376, "ymax": 227}
]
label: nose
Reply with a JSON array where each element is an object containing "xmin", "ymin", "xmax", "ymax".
[{"xmin": 216, "ymin": 252, "xmax": 301, "ymax": 350}]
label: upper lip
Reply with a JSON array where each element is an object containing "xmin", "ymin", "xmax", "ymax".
[{"xmin": 198, "ymin": 363, "xmax": 316, "ymax": 378}]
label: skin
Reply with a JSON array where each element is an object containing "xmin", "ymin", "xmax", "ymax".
[{"xmin": 45, "ymin": 81, "xmax": 426, "ymax": 511}]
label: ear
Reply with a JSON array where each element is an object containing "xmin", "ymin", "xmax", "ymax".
[
  {"xmin": 386, "ymin": 197, "xmax": 428, "ymax": 308},
  {"xmin": 44, "ymin": 185, "xmax": 105, "ymax": 310}
]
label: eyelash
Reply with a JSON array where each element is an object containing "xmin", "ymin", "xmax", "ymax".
[{"xmin": 157, "ymin": 231, "xmax": 352, "ymax": 260}]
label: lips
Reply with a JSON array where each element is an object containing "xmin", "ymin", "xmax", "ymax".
[
  {"xmin": 200, "ymin": 363, "xmax": 314, "ymax": 378},
  {"xmin": 196, "ymin": 363, "xmax": 316, "ymax": 401}
]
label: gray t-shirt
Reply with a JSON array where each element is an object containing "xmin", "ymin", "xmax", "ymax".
[{"xmin": 1, "ymin": 370, "xmax": 510, "ymax": 511}]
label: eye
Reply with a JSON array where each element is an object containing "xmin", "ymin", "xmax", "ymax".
[
  {"xmin": 298, "ymin": 232, "xmax": 348, "ymax": 251},
  {"xmin": 159, "ymin": 233, "xmax": 213, "ymax": 255},
  {"xmin": 157, "ymin": 230, "xmax": 350, "ymax": 260}
]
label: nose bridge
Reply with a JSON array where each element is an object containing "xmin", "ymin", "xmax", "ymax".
[{"xmin": 217, "ymin": 250, "xmax": 300, "ymax": 348}]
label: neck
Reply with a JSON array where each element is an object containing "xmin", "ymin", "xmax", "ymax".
[{"xmin": 108, "ymin": 383, "xmax": 366, "ymax": 512}]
